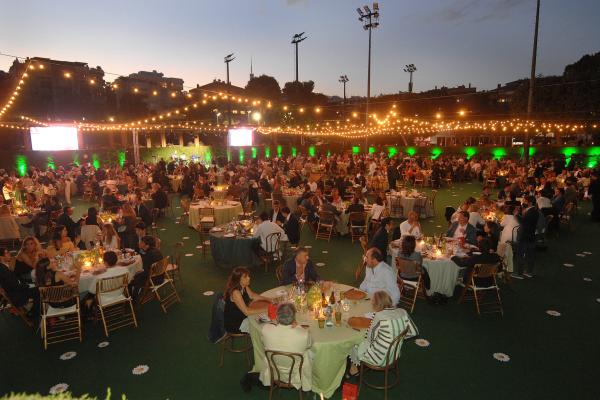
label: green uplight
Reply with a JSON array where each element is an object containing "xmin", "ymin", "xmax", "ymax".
[
  {"xmin": 118, "ymin": 151, "xmax": 126, "ymax": 167},
  {"xmin": 388, "ymin": 147, "xmax": 398, "ymax": 158},
  {"xmin": 239, "ymin": 149, "xmax": 245, "ymax": 164},
  {"xmin": 587, "ymin": 147, "xmax": 600, "ymax": 168},
  {"xmin": 431, "ymin": 147, "xmax": 442, "ymax": 160},
  {"xmin": 205, "ymin": 149, "xmax": 212, "ymax": 164},
  {"xmin": 72, "ymin": 153, "xmax": 80, "ymax": 166},
  {"xmin": 352, "ymin": 146, "xmax": 360, "ymax": 155},
  {"xmin": 518, "ymin": 147, "xmax": 536, "ymax": 157},
  {"xmin": 277, "ymin": 145, "xmax": 283, "ymax": 158},
  {"xmin": 464, "ymin": 147, "xmax": 477, "ymax": 160},
  {"xmin": 308, "ymin": 146, "xmax": 316, "ymax": 157},
  {"xmin": 16, "ymin": 155, "xmax": 27, "ymax": 177},
  {"xmin": 265, "ymin": 147, "xmax": 271, "ymax": 158},
  {"xmin": 491, "ymin": 147, "xmax": 507, "ymax": 160},
  {"xmin": 46, "ymin": 156, "xmax": 56, "ymax": 170},
  {"xmin": 291, "ymin": 147, "xmax": 297, "ymax": 157},
  {"xmin": 561, "ymin": 147, "xmax": 578, "ymax": 166},
  {"xmin": 368, "ymin": 146, "xmax": 375, "ymax": 154},
  {"xmin": 406, "ymin": 147, "xmax": 416, "ymax": 157},
  {"xmin": 327, "ymin": 150, "xmax": 331, "ymax": 157},
  {"xmin": 92, "ymin": 154, "xmax": 100, "ymax": 169},
  {"xmin": 251, "ymin": 147, "xmax": 257, "ymax": 159}
]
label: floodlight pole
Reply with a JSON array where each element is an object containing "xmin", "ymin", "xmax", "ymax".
[
  {"xmin": 358, "ymin": 3, "xmax": 380, "ymax": 151},
  {"xmin": 292, "ymin": 33, "xmax": 307, "ymax": 82},
  {"xmin": 224, "ymin": 53, "xmax": 235, "ymax": 126},
  {"xmin": 524, "ymin": 0, "xmax": 540, "ymax": 165}
]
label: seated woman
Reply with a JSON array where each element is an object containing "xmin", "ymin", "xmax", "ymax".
[
  {"xmin": 35, "ymin": 257, "xmax": 77, "ymax": 309},
  {"xmin": 45, "ymin": 225, "xmax": 77, "ymax": 258},
  {"xmin": 85, "ymin": 207, "xmax": 100, "ymax": 226},
  {"xmin": 259, "ymin": 303, "xmax": 312, "ymax": 392},
  {"xmin": 117, "ymin": 204, "xmax": 138, "ymax": 249},
  {"xmin": 101, "ymin": 223, "xmax": 121, "ymax": 250},
  {"xmin": 370, "ymin": 195, "xmax": 386, "ymax": 222},
  {"xmin": 14, "ymin": 236, "xmax": 46, "ymax": 280},
  {"xmin": 348, "ymin": 291, "xmax": 410, "ymax": 376},
  {"xmin": 223, "ymin": 267, "xmax": 271, "ymax": 334}
]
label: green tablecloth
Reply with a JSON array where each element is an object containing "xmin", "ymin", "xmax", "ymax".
[
  {"xmin": 209, "ymin": 229, "xmax": 261, "ymax": 269},
  {"xmin": 249, "ymin": 284, "xmax": 371, "ymax": 398}
]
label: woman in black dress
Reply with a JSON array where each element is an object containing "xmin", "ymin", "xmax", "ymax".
[{"xmin": 223, "ymin": 267, "xmax": 271, "ymax": 333}]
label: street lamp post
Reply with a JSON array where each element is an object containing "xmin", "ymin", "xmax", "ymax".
[
  {"xmin": 403, "ymin": 64, "xmax": 417, "ymax": 93},
  {"xmin": 339, "ymin": 75, "xmax": 349, "ymax": 104},
  {"xmin": 357, "ymin": 3, "xmax": 380, "ymax": 150},
  {"xmin": 291, "ymin": 32, "xmax": 307, "ymax": 82},
  {"xmin": 524, "ymin": 0, "xmax": 541, "ymax": 165},
  {"xmin": 224, "ymin": 53, "xmax": 235, "ymax": 126}
]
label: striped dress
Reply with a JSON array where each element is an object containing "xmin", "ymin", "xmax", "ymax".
[{"xmin": 351, "ymin": 308, "xmax": 408, "ymax": 367}]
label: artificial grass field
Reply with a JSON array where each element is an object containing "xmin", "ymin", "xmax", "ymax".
[{"xmin": 1, "ymin": 182, "xmax": 599, "ymax": 400}]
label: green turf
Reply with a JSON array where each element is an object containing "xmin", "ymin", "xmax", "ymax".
[{"xmin": 1, "ymin": 183, "xmax": 599, "ymax": 400}]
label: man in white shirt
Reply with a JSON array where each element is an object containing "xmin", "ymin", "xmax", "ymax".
[
  {"xmin": 253, "ymin": 212, "xmax": 287, "ymax": 251},
  {"xmin": 359, "ymin": 248, "xmax": 401, "ymax": 305},
  {"xmin": 536, "ymin": 192, "xmax": 552, "ymax": 211},
  {"xmin": 399, "ymin": 211, "xmax": 422, "ymax": 239},
  {"xmin": 260, "ymin": 303, "xmax": 312, "ymax": 391}
]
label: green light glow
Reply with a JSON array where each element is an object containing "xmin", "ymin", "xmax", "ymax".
[
  {"xmin": 251, "ymin": 147, "xmax": 257, "ymax": 159},
  {"xmin": 388, "ymin": 147, "xmax": 398, "ymax": 158},
  {"xmin": 277, "ymin": 145, "xmax": 282, "ymax": 158},
  {"xmin": 518, "ymin": 147, "xmax": 537, "ymax": 157},
  {"xmin": 352, "ymin": 146, "xmax": 360, "ymax": 155},
  {"xmin": 368, "ymin": 147, "xmax": 375, "ymax": 154},
  {"xmin": 308, "ymin": 146, "xmax": 315, "ymax": 157},
  {"xmin": 46, "ymin": 156, "xmax": 56, "ymax": 170},
  {"xmin": 118, "ymin": 151, "xmax": 126, "ymax": 167},
  {"xmin": 561, "ymin": 147, "xmax": 578, "ymax": 166},
  {"xmin": 239, "ymin": 149, "xmax": 244, "ymax": 164},
  {"xmin": 265, "ymin": 147, "xmax": 271, "ymax": 158},
  {"xmin": 431, "ymin": 147, "xmax": 442, "ymax": 160},
  {"xmin": 16, "ymin": 155, "xmax": 27, "ymax": 177},
  {"xmin": 327, "ymin": 150, "xmax": 331, "ymax": 157},
  {"xmin": 72, "ymin": 153, "xmax": 80, "ymax": 166},
  {"xmin": 491, "ymin": 147, "xmax": 507, "ymax": 160},
  {"xmin": 291, "ymin": 147, "xmax": 297, "ymax": 157},
  {"xmin": 92, "ymin": 154, "xmax": 100, "ymax": 169},
  {"xmin": 406, "ymin": 147, "xmax": 416, "ymax": 156},
  {"xmin": 205, "ymin": 149, "xmax": 212, "ymax": 164},
  {"xmin": 587, "ymin": 147, "xmax": 600, "ymax": 168},
  {"xmin": 464, "ymin": 147, "xmax": 477, "ymax": 160}
]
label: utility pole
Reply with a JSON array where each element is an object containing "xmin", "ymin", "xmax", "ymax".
[
  {"xmin": 403, "ymin": 64, "xmax": 417, "ymax": 93},
  {"xmin": 339, "ymin": 75, "xmax": 349, "ymax": 104},
  {"xmin": 224, "ymin": 53, "xmax": 235, "ymax": 126},
  {"xmin": 524, "ymin": 0, "xmax": 541, "ymax": 164},
  {"xmin": 357, "ymin": 3, "xmax": 380, "ymax": 150},
  {"xmin": 291, "ymin": 32, "xmax": 307, "ymax": 82}
]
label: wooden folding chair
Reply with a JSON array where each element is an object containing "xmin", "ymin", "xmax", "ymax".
[
  {"xmin": 428, "ymin": 190, "xmax": 437, "ymax": 217},
  {"xmin": 199, "ymin": 207, "xmax": 216, "ymax": 238},
  {"xmin": 96, "ymin": 273, "xmax": 138, "ymax": 337},
  {"xmin": 389, "ymin": 196, "xmax": 404, "ymax": 219},
  {"xmin": 140, "ymin": 257, "xmax": 181, "ymax": 313},
  {"xmin": 195, "ymin": 224, "xmax": 212, "ymax": 258},
  {"xmin": 166, "ymin": 242, "xmax": 184, "ymax": 292},
  {"xmin": 39, "ymin": 285, "xmax": 82, "ymax": 350},
  {"xmin": 413, "ymin": 197, "xmax": 428, "ymax": 219},
  {"xmin": 354, "ymin": 236, "xmax": 369, "ymax": 282},
  {"xmin": 458, "ymin": 263, "xmax": 503, "ymax": 316},
  {"xmin": 265, "ymin": 350, "xmax": 305, "ymax": 400},
  {"xmin": 358, "ymin": 327, "xmax": 409, "ymax": 400},
  {"xmin": 396, "ymin": 258, "xmax": 426, "ymax": 313},
  {"xmin": 0, "ymin": 287, "xmax": 32, "ymax": 328},
  {"xmin": 219, "ymin": 332, "xmax": 252, "ymax": 367},
  {"xmin": 349, "ymin": 211, "xmax": 368, "ymax": 243},
  {"xmin": 315, "ymin": 211, "xmax": 335, "ymax": 241}
]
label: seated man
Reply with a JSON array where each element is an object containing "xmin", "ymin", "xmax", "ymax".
[
  {"xmin": 451, "ymin": 236, "xmax": 501, "ymax": 287},
  {"xmin": 281, "ymin": 207, "xmax": 300, "ymax": 246},
  {"xmin": 368, "ymin": 217, "xmax": 392, "ymax": 259},
  {"xmin": 100, "ymin": 250, "xmax": 129, "ymax": 278},
  {"xmin": 253, "ymin": 212, "xmax": 287, "ymax": 253},
  {"xmin": 151, "ymin": 183, "xmax": 168, "ymax": 210},
  {"xmin": 359, "ymin": 247, "xmax": 400, "ymax": 305},
  {"xmin": 259, "ymin": 303, "xmax": 312, "ymax": 392},
  {"xmin": 282, "ymin": 247, "xmax": 319, "ymax": 285},
  {"xmin": 101, "ymin": 187, "xmax": 122, "ymax": 212},
  {"xmin": 0, "ymin": 247, "xmax": 39, "ymax": 317},
  {"xmin": 399, "ymin": 211, "xmax": 422, "ymax": 239},
  {"xmin": 269, "ymin": 200, "xmax": 286, "ymax": 224},
  {"xmin": 446, "ymin": 211, "xmax": 477, "ymax": 245},
  {"xmin": 129, "ymin": 236, "xmax": 164, "ymax": 303},
  {"xmin": 57, "ymin": 206, "xmax": 81, "ymax": 241}
]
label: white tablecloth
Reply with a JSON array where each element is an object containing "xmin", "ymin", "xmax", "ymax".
[
  {"xmin": 169, "ymin": 175, "xmax": 183, "ymax": 192},
  {"xmin": 78, "ymin": 255, "xmax": 143, "ymax": 294},
  {"xmin": 188, "ymin": 201, "xmax": 243, "ymax": 227},
  {"xmin": 386, "ymin": 194, "xmax": 433, "ymax": 218},
  {"xmin": 0, "ymin": 216, "xmax": 21, "ymax": 240},
  {"xmin": 422, "ymin": 258, "xmax": 461, "ymax": 297}
]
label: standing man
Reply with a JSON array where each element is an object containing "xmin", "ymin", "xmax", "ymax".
[
  {"xmin": 281, "ymin": 206, "xmax": 300, "ymax": 246},
  {"xmin": 387, "ymin": 160, "xmax": 398, "ymax": 192},
  {"xmin": 369, "ymin": 217, "xmax": 393, "ymax": 259},
  {"xmin": 513, "ymin": 196, "xmax": 539, "ymax": 279}
]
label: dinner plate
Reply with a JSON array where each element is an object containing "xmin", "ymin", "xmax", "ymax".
[
  {"xmin": 472, "ymin": 251, "xmax": 482, "ymax": 255},
  {"xmin": 223, "ymin": 233, "xmax": 235, "ymax": 238},
  {"xmin": 347, "ymin": 316, "xmax": 372, "ymax": 329},
  {"xmin": 211, "ymin": 227, "xmax": 223, "ymax": 232},
  {"xmin": 344, "ymin": 289, "xmax": 367, "ymax": 301}
]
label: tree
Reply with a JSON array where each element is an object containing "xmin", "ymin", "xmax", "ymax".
[
  {"xmin": 282, "ymin": 80, "xmax": 316, "ymax": 104},
  {"xmin": 245, "ymin": 74, "xmax": 281, "ymax": 101}
]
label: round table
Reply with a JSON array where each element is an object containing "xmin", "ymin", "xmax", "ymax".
[
  {"xmin": 209, "ymin": 227, "xmax": 261, "ymax": 269},
  {"xmin": 387, "ymin": 193, "xmax": 432, "ymax": 218},
  {"xmin": 249, "ymin": 283, "xmax": 372, "ymax": 398},
  {"xmin": 188, "ymin": 201, "xmax": 243, "ymax": 227},
  {"xmin": 78, "ymin": 255, "xmax": 143, "ymax": 294},
  {"xmin": 282, "ymin": 192, "xmax": 302, "ymax": 213}
]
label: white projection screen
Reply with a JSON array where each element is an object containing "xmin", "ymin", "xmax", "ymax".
[
  {"xmin": 30, "ymin": 126, "xmax": 79, "ymax": 151},
  {"xmin": 227, "ymin": 128, "xmax": 253, "ymax": 146}
]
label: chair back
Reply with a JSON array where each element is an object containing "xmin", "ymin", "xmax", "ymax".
[
  {"xmin": 150, "ymin": 257, "xmax": 169, "ymax": 279},
  {"xmin": 349, "ymin": 211, "xmax": 367, "ymax": 226},
  {"xmin": 318, "ymin": 211, "xmax": 335, "ymax": 225},
  {"xmin": 382, "ymin": 326, "xmax": 409, "ymax": 367},
  {"xmin": 172, "ymin": 241, "xmax": 184, "ymax": 268},
  {"xmin": 396, "ymin": 258, "xmax": 421, "ymax": 277},
  {"xmin": 265, "ymin": 232, "xmax": 281, "ymax": 255},
  {"xmin": 96, "ymin": 273, "xmax": 129, "ymax": 303},
  {"xmin": 265, "ymin": 350, "xmax": 304, "ymax": 389},
  {"xmin": 39, "ymin": 284, "xmax": 78, "ymax": 307},
  {"xmin": 473, "ymin": 263, "xmax": 499, "ymax": 279},
  {"xmin": 200, "ymin": 207, "xmax": 215, "ymax": 217},
  {"xmin": 80, "ymin": 224, "xmax": 101, "ymax": 249}
]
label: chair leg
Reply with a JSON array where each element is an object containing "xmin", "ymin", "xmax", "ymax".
[
  {"xmin": 219, "ymin": 336, "xmax": 228, "ymax": 367},
  {"xmin": 410, "ymin": 286, "xmax": 418, "ymax": 313},
  {"xmin": 358, "ymin": 363, "xmax": 364, "ymax": 397},
  {"xmin": 473, "ymin": 288, "xmax": 481, "ymax": 315},
  {"xmin": 384, "ymin": 368, "xmax": 389, "ymax": 400},
  {"xmin": 99, "ymin": 306, "xmax": 109, "ymax": 337}
]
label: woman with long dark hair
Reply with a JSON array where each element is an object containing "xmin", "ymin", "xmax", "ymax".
[
  {"xmin": 223, "ymin": 267, "xmax": 271, "ymax": 333},
  {"xmin": 85, "ymin": 207, "xmax": 99, "ymax": 226}
]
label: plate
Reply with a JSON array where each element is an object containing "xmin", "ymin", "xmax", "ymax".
[
  {"xmin": 223, "ymin": 233, "xmax": 235, "ymax": 238},
  {"xmin": 472, "ymin": 251, "xmax": 482, "ymax": 255},
  {"xmin": 249, "ymin": 300, "xmax": 271, "ymax": 310},
  {"xmin": 211, "ymin": 227, "xmax": 223, "ymax": 232},
  {"xmin": 344, "ymin": 289, "xmax": 367, "ymax": 301},
  {"xmin": 347, "ymin": 316, "xmax": 372, "ymax": 329}
]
